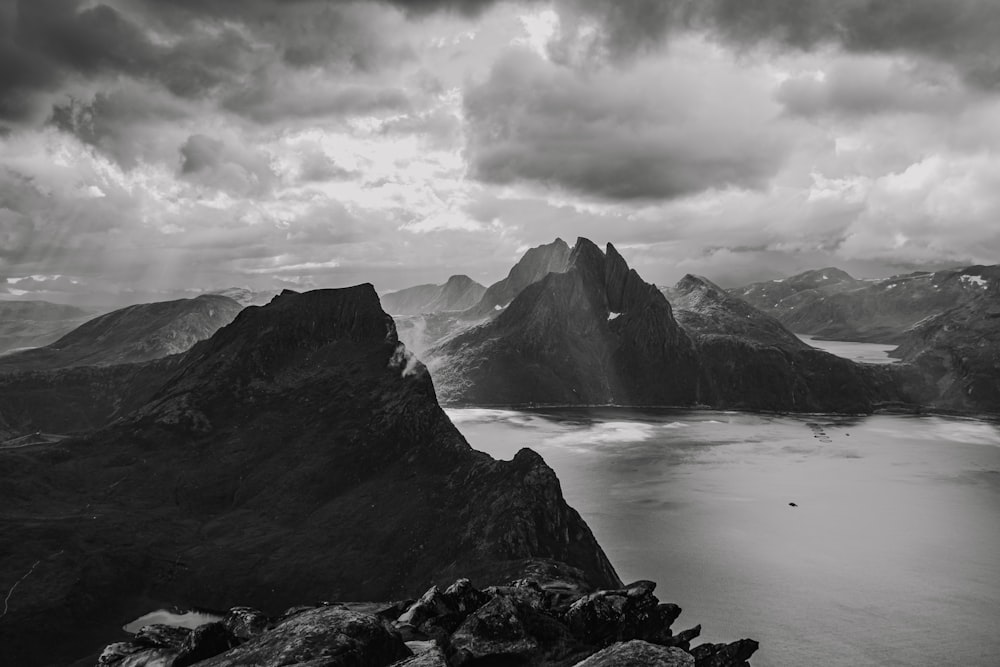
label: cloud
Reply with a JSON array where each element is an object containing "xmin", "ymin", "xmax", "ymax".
[
  {"xmin": 178, "ymin": 134, "xmax": 277, "ymax": 196},
  {"xmin": 775, "ymin": 55, "xmax": 970, "ymax": 118},
  {"xmin": 555, "ymin": 0, "xmax": 1000, "ymax": 89},
  {"xmin": 464, "ymin": 43, "xmax": 790, "ymax": 200}
]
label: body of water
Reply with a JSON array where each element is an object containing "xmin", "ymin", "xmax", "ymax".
[
  {"xmin": 449, "ymin": 407, "xmax": 1000, "ymax": 667},
  {"xmin": 797, "ymin": 335, "xmax": 899, "ymax": 364}
]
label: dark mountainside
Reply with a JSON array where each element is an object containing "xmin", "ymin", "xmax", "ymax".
[
  {"xmin": 668, "ymin": 275, "xmax": 913, "ymax": 413},
  {"xmin": 891, "ymin": 282, "xmax": 1000, "ymax": 413},
  {"xmin": 429, "ymin": 238, "xmax": 700, "ymax": 406},
  {"xmin": 734, "ymin": 266, "xmax": 1000, "ymax": 343},
  {"xmin": 382, "ymin": 275, "xmax": 487, "ymax": 316},
  {"xmin": 0, "ymin": 299, "xmax": 97, "ymax": 356},
  {"xmin": 460, "ymin": 238, "xmax": 572, "ymax": 319},
  {"xmin": 0, "ymin": 286, "xmax": 620, "ymax": 667},
  {"xmin": 0, "ymin": 294, "xmax": 243, "ymax": 372}
]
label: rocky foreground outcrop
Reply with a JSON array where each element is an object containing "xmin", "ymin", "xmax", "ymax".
[
  {"xmin": 0, "ymin": 286, "xmax": 618, "ymax": 666},
  {"xmin": 97, "ymin": 578, "xmax": 757, "ymax": 667}
]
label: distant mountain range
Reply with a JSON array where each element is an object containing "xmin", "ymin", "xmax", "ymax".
[
  {"xmin": 733, "ymin": 265, "xmax": 1000, "ymax": 344},
  {"xmin": 0, "ymin": 286, "xmax": 618, "ymax": 666},
  {"xmin": 0, "ymin": 300, "xmax": 98, "ymax": 356},
  {"xmin": 0, "ymin": 294, "xmax": 242, "ymax": 372},
  {"xmin": 381, "ymin": 274, "xmax": 486, "ymax": 316}
]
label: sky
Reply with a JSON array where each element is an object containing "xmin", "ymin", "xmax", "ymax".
[{"xmin": 2, "ymin": 0, "xmax": 1000, "ymax": 304}]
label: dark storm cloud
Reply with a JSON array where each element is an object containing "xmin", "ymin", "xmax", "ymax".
[
  {"xmin": 558, "ymin": 0, "xmax": 1000, "ymax": 87},
  {"xmin": 464, "ymin": 49, "xmax": 788, "ymax": 200}
]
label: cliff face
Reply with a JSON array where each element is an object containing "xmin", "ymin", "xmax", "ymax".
[
  {"xmin": 430, "ymin": 239, "xmax": 700, "ymax": 406},
  {"xmin": 382, "ymin": 275, "xmax": 487, "ymax": 316},
  {"xmin": 0, "ymin": 294, "xmax": 242, "ymax": 372},
  {"xmin": 461, "ymin": 238, "xmax": 572, "ymax": 319},
  {"xmin": 0, "ymin": 285, "xmax": 619, "ymax": 667},
  {"xmin": 668, "ymin": 275, "xmax": 910, "ymax": 413},
  {"xmin": 734, "ymin": 266, "xmax": 1000, "ymax": 343}
]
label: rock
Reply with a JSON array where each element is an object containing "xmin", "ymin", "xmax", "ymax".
[
  {"xmin": 132, "ymin": 623, "xmax": 191, "ymax": 650},
  {"xmin": 690, "ymin": 639, "xmax": 760, "ymax": 667},
  {"xmin": 96, "ymin": 642, "xmax": 145, "ymax": 666},
  {"xmin": 443, "ymin": 578, "xmax": 489, "ymax": 616},
  {"xmin": 222, "ymin": 605, "xmax": 270, "ymax": 640},
  {"xmin": 449, "ymin": 596, "xmax": 540, "ymax": 665},
  {"xmin": 193, "ymin": 606, "xmax": 410, "ymax": 667},
  {"xmin": 572, "ymin": 640, "xmax": 694, "ymax": 666},
  {"xmin": 563, "ymin": 580, "xmax": 679, "ymax": 647},
  {"xmin": 668, "ymin": 625, "xmax": 701, "ymax": 651},
  {"xmin": 172, "ymin": 622, "xmax": 239, "ymax": 667},
  {"xmin": 117, "ymin": 648, "xmax": 175, "ymax": 667},
  {"xmin": 390, "ymin": 644, "xmax": 450, "ymax": 667},
  {"xmin": 398, "ymin": 586, "xmax": 453, "ymax": 629}
]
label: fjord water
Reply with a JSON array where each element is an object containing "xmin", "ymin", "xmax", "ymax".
[
  {"xmin": 796, "ymin": 334, "xmax": 899, "ymax": 364},
  {"xmin": 449, "ymin": 407, "xmax": 1000, "ymax": 666}
]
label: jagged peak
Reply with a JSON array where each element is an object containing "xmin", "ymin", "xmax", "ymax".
[{"xmin": 568, "ymin": 237, "xmax": 606, "ymax": 271}]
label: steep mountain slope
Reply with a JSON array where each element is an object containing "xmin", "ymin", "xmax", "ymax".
[
  {"xmin": 0, "ymin": 285, "xmax": 619, "ymax": 666},
  {"xmin": 735, "ymin": 266, "xmax": 1000, "ymax": 343},
  {"xmin": 891, "ymin": 283, "xmax": 1000, "ymax": 413},
  {"xmin": 0, "ymin": 294, "xmax": 242, "ymax": 372},
  {"xmin": 668, "ymin": 275, "xmax": 912, "ymax": 413},
  {"xmin": 0, "ymin": 300, "xmax": 96, "ymax": 355},
  {"xmin": 429, "ymin": 239, "xmax": 700, "ymax": 406},
  {"xmin": 461, "ymin": 238, "xmax": 572, "ymax": 319},
  {"xmin": 382, "ymin": 274, "xmax": 486, "ymax": 316},
  {"xmin": 664, "ymin": 275, "xmax": 810, "ymax": 351}
]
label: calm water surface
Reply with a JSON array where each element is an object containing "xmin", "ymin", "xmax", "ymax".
[
  {"xmin": 448, "ymin": 407, "xmax": 1000, "ymax": 667},
  {"xmin": 797, "ymin": 335, "xmax": 899, "ymax": 364}
]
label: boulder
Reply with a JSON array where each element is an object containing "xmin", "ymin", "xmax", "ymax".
[
  {"xmin": 572, "ymin": 640, "xmax": 694, "ymax": 666},
  {"xmin": 449, "ymin": 596, "xmax": 540, "ymax": 665},
  {"xmin": 132, "ymin": 624, "xmax": 191, "ymax": 650},
  {"xmin": 390, "ymin": 644, "xmax": 450, "ymax": 667},
  {"xmin": 222, "ymin": 606, "xmax": 271, "ymax": 641},
  {"xmin": 690, "ymin": 639, "xmax": 760, "ymax": 667},
  {"xmin": 667, "ymin": 625, "xmax": 701, "ymax": 651},
  {"xmin": 193, "ymin": 607, "xmax": 410, "ymax": 667},
  {"xmin": 173, "ymin": 622, "xmax": 238, "ymax": 667},
  {"xmin": 563, "ymin": 580, "xmax": 679, "ymax": 647}
]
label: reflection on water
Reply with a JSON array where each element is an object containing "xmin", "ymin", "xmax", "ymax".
[
  {"xmin": 449, "ymin": 407, "xmax": 1000, "ymax": 667},
  {"xmin": 123, "ymin": 609, "xmax": 222, "ymax": 634},
  {"xmin": 796, "ymin": 335, "xmax": 899, "ymax": 364}
]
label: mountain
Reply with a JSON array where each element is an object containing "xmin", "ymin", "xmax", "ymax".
[
  {"xmin": 0, "ymin": 300, "xmax": 97, "ymax": 356},
  {"xmin": 734, "ymin": 265, "xmax": 1000, "ymax": 343},
  {"xmin": 668, "ymin": 275, "xmax": 912, "ymax": 413},
  {"xmin": 0, "ymin": 285, "xmax": 619, "ymax": 666},
  {"xmin": 0, "ymin": 294, "xmax": 242, "ymax": 372},
  {"xmin": 460, "ymin": 238, "xmax": 572, "ymax": 319},
  {"xmin": 393, "ymin": 240, "xmax": 573, "ymax": 358},
  {"xmin": 664, "ymin": 275, "xmax": 810, "ymax": 351},
  {"xmin": 429, "ymin": 238, "xmax": 700, "ymax": 406},
  {"xmin": 381, "ymin": 275, "xmax": 486, "ymax": 316},
  {"xmin": 208, "ymin": 287, "xmax": 276, "ymax": 306},
  {"xmin": 891, "ymin": 282, "xmax": 1000, "ymax": 413}
]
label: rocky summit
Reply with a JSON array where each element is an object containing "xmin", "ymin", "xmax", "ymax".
[
  {"xmin": 96, "ymin": 577, "xmax": 758, "ymax": 667},
  {"xmin": 0, "ymin": 285, "xmax": 618, "ymax": 666},
  {"xmin": 429, "ymin": 238, "xmax": 700, "ymax": 406}
]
